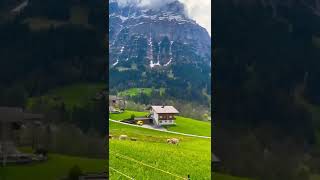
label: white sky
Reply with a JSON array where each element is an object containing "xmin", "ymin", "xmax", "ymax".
[
  {"xmin": 179, "ymin": 0, "xmax": 211, "ymax": 36},
  {"xmin": 115, "ymin": 0, "xmax": 211, "ymax": 36}
]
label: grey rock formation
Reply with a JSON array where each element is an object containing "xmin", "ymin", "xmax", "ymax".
[{"xmin": 109, "ymin": 0, "xmax": 211, "ymax": 68}]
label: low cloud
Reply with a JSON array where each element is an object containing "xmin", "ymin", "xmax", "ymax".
[
  {"xmin": 180, "ymin": 0, "xmax": 211, "ymax": 36},
  {"xmin": 114, "ymin": 0, "xmax": 211, "ymax": 36},
  {"xmin": 116, "ymin": 0, "xmax": 176, "ymax": 8}
]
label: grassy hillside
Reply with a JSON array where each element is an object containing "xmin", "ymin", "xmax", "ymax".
[
  {"xmin": 311, "ymin": 174, "xmax": 320, "ymax": 180},
  {"xmin": 109, "ymin": 110, "xmax": 148, "ymax": 120},
  {"xmin": 118, "ymin": 88, "xmax": 152, "ymax": 97},
  {"xmin": 0, "ymin": 154, "xmax": 106, "ymax": 180},
  {"xmin": 27, "ymin": 83, "xmax": 105, "ymax": 110},
  {"xmin": 164, "ymin": 116, "xmax": 211, "ymax": 137},
  {"xmin": 109, "ymin": 120, "xmax": 211, "ymax": 179},
  {"xmin": 117, "ymin": 87, "xmax": 166, "ymax": 97},
  {"xmin": 110, "ymin": 110, "xmax": 211, "ymax": 137}
]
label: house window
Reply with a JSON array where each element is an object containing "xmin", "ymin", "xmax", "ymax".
[
  {"xmin": 169, "ymin": 115, "xmax": 172, "ymax": 118},
  {"xmin": 160, "ymin": 116, "xmax": 163, "ymax": 119}
]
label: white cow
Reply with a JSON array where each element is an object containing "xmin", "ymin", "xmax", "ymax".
[
  {"xmin": 119, "ymin": 135, "xmax": 128, "ymax": 140},
  {"xmin": 167, "ymin": 138, "xmax": 180, "ymax": 145}
]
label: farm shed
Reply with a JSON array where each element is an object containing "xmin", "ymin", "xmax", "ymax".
[
  {"xmin": 109, "ymin": 95, "xmax": 125, "ymax": 113},
  {"xmin": 133, "ymin": 117, "xmax": 153, "ymax": 124},
  {"xmin": 0, "ymin": 107, "xmax": 43, "ymax": 166}
]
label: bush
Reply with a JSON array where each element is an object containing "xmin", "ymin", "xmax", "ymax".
[
  {"xmin": 34, "ymin": 147, "xmax": 48, "ymax": 157},
  {"xmin": 67, "ymin": 165, "xmax": 83, "ymax": 180},
  {"xmin": 130, "ymin": 114, "xmax": 135, "ymax": 120}
]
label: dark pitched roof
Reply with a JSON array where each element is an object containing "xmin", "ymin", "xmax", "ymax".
[
  {"xmin": 151, "ymin": 106, "xmax": 179, "ymax": 114},
  {"xmin": 212, "ymin": 153, "xmax": 220, "ymax": 162},
  {"xmin": 11, "ymin": 0, "xmax": 29, "ymax": 13},
  {"xmin": 0, "ymin": 107, "xmax": 23, "ymax": 122},
  {"xmin": 0, "ymin": 107, "xmax": 43, "ymax": 122},
  {"xmin": 109, "ymin": 95, "xmax": 123, "ymax": 101}
]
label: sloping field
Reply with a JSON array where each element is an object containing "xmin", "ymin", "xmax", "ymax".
[
  {"xmin": 110, "ymin": 110, "xmax": 211, "ymax": 137},
  {"xmin": 27, "ymin": 83, "xmax": 105, "ymax": 110},
  {"xmin": 0, "ymin": 154, "xmax": 106, "ymax": 180},
  {"xmin": 109, "ymin": 120, "xmax": 211, "ymax": 179}
]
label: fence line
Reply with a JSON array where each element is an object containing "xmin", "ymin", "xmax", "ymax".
[
  {"xmin": 110, "ymin": 166, "xmax": 135, "ymax": 180},
  {"xmin": 110, "ymin": 151, "xmax": 188, "ymax": 180}
]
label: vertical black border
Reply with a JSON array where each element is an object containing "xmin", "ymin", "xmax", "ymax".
[
  {"xmin": 104, "ymin": 0, "xmax": 110, "ymax": 178},
  {"xmin": 211, "ymin": 0, "xmax": 216, "ymax": 178}
]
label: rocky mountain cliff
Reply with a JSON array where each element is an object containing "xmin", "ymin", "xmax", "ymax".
[
  {"xmin": 109, "ymin": 0, "xmax": 210, "ymax": 68},
  {"xmin": 108, "ymin": 0, "xmax": 211, "ymax": 105}
]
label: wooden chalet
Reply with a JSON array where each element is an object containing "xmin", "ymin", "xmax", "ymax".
[
  {"xmin": 0, "ymin": 107, "xmax": 43, "ymax": 166},
  {"xmin": 109, "ymin": 95, "xmax": 125, "ymax": 113},
  {"xmin": 149, "ymin": 106, "xmax": 179, "ymax": 126}
]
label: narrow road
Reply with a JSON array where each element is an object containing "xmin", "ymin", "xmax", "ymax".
[{"xmin": 109, "ymin": 119, "xmax": 211, "ymax": 139}]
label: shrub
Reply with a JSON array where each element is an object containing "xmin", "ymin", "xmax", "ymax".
[{"xmin": 67, "ymin": 165, "xmax": 83, "ymax": 180}]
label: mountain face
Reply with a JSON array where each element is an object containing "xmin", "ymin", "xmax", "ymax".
[
  {"xmin": 109, "ymin": 0, "xmax": 211, "ymax": 67},
  {"xmin": 108, "ymin": 0, "xmax": 211, "ymax": 105}
]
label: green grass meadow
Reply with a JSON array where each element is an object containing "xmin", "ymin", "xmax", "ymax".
[
  {"xmin": 109, "ymin": 121, "xmax": 211, "ymax": 179},
  {"xmin": 117, "ymin": 87, "xmax": 166, "ymax": 97},
  {"xmin": 117, "ymin": 88, "xmax": 153, "ymax": 97},
  {"xmin": 164, "ymin": 116, "xmax": 211, "ymax": 137},
  {"xmin": 110, "ymin": 110, "xmax": 211, "ymax": 137},
  {"xmin": 109, "ymin": 110, "xmax": 149, "ymax": 121},
  {"xmin": 27, "ymin": 83, "xmax": 105, "ymax": 110},
  {"xmin": 0, "ymin": 154, "xmax": 106, "ymax": 180}
]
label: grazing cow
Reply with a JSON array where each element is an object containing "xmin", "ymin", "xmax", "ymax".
[
  {"xmin": 167, "ymin": 138, "xmax": 180, "ymax": 145},
  {"xmin": 130, "ymin": 137, "xmax": 137, "ymax": 141},
  {"xmin": 109, "ymin": 134, "xmax": 113, "ymax": 139},
  {"xmin": 119, "ymin": 135, "xmax": 128, "ymax": 140}
]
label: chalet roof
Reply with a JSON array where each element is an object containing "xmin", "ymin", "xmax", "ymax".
[
  {"xmin": 109, "ymin": 95, "xmax": 123, "ymax": 101},
  {"xmin": 11, "ymin": 0, "xmax": 29, "ymax": 13},
  {"xmin": 0, "ymin": 107, "xmax": 43, "ymax": 122},
  {"xmin": 0, "ymin": 107, "xmax": 23, "ymax": 122},
  {"xmin": 212, "ymin": 153, "xmax": 220, "ymax": 162},
  {"xmin": 23, "ymin": 113, "xmax": 44, "ymax": 120},
  {"xmin": 151, "ymin": 106, "xmax": 179, "ymax": 114}
]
